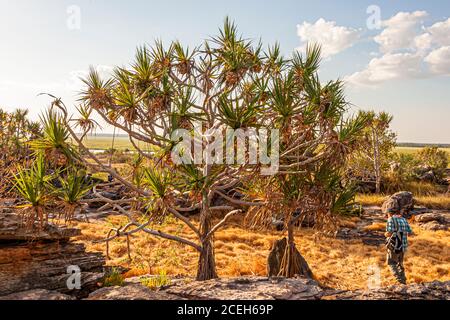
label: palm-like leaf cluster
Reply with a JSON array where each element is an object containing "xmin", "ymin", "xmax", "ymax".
[
  {"xmin": 13, "ymin": 154, "xmax": 51, "ymax": 227},
  {"xmin": 29, "ymin": 108, "xmax": 79, "ymax": 168}
]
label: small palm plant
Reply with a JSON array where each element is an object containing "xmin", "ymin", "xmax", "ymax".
[
  {"xmin": 29, "ymin": 108, "xmax": 79, "ymax": 168},
  {"xmin": 13, "ymin": 154, "xmax": 51, "ymax": 228},
  {"xmin": 51, "ymin": 168, "xmax": 93, "ymax": 223}
]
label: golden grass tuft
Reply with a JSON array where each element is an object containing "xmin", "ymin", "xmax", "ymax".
[
  {"xmin": 362, "ymin": 222, "xmax": 386, "ymax": 232},
  {"xmin": 356, "ymin": 193, "xmax": 450, "ymax": 210}
]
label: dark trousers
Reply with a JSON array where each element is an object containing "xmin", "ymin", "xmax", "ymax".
[{"xmin": 387, "ymin": 249, "xmax": 406, "ymax": 284}]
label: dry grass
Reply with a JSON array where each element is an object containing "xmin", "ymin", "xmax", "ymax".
[
  {"xmin": 415, "ymin": 196, "xmax": 450, "ymax": 210},
  {"xmin": 362, "ymin": 222, "xmax": 386, "ymax": 232},
  {"xmin": 356, "ymin": 193, "xmax": 450, "ymax": 210},
  {"xmin": 74, "ymin": 215, "xmax": 450, "ymax": 291}
]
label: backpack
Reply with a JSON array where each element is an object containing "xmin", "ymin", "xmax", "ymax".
[{"xmin": 385, "ymin": 218, "xmax": 404, "ymax": 253}]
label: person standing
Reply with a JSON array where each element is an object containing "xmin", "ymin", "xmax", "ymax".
[{"xmin": 385, "ymin": 208, "xmax": 413, "ymax": 284}]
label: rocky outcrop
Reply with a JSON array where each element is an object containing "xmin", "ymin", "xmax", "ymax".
[
  {"xmin": 0, "ymin": 212, "xmax": 81, "ymax": 241},
  {"xmin": 87, "ymin": 283, "xmax": 181, "ymax": 300},
  {"xmin": 84, "ymin": 277, "xmax": 449, "ymax": 300},
  {"xmin": 0, "ymin": 289, "xmax": 74, "ymax": 300},
  {"xmin": 414, "ymin": 211, "xmax": 449, "ymax": 231},
  {"xmin": 324, "ymin": 281, "xmax": 450, "ymax": 300},
  {"xmin": 0, "ymin": 212, "xmax": 105, "ymax": 298},
  {"xmin": 3, "ymin": 275, "xmax": 448, "ymax": 300},
  {"xmin": 164, "ymin": 277, "xmax": 323, "ymax": 300},
  {"xmin": 381, "ymin": 191, "xmax": 414, "ymax": 216}
]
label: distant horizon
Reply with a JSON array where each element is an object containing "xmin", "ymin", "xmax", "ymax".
[{"xmin": 79, "ymin": 133, "xmax": 449, "ymax": 147}]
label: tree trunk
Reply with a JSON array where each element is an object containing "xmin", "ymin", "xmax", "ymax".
[
  {"xmin": 196, "ymin": 237, "xmax": 217, "ymax": 281},
  {"xmin": 278, "ymin": 221, "xmax": 313, "ymax": 278},
  {"xmin": 196, "ymin": 191, "xmax": 218, "ymax": 281},
  {"xmin": 372, "ymin": 128, "xmax": 381, "ymax": 194}
]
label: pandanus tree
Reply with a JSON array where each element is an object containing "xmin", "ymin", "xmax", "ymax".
[
  {"xmin": 49, "ymin": 18, "xmax": 366, "ymax": 280},
  {"xmin": 243, "ymin": 51, "xmax": 369, "ymax": 277}
]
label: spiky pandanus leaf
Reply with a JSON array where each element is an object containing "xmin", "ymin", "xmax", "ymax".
[
  {"xmin": 51, "ymin": 167, "xmax": 93, "ymax": 222},
  {"xmin": 29, "ymin": 108, "xmax": 79, "ymax": 167},
  {"xmin": 13, "ymin": 154, "xmax": 52, "ymax": 228}
]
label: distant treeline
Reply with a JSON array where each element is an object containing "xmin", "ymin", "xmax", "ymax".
[
  {"xmin": 81, "ymin": 133, "xmax": 129, "ymax": 138},
  {"xmin": 397, "ymin": 143, "xmax": 450, "ymax": 148},
  {"xmin": 79, "ymin": 134, "xmax": 450, "ymax": 148}
]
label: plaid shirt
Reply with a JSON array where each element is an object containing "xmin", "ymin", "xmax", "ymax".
[{"xmin": 386, "ymin": 216, "xmax": 412, "ymax": 251}]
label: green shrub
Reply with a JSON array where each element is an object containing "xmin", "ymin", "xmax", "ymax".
[
  {"xmin": 103, "ymin": 267, "xmax": 125, "ymax": 287},
  {"xmin": 140, "ymin": 270, "xmax": 171, "ymax": 289},
  {"xmin": 416, "ymin": 147, "xmax": 448, "ymax": 180}
]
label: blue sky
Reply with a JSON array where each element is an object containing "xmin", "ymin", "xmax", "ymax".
[{"xmin": 0, "ymin": 0, "xmax": 449, "ymax": 143}]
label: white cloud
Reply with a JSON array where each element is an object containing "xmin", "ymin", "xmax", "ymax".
[
  {"xmin": 374, "ymin": 11, "xmax": 427, "ymax": 53},
  {"xmin": 424, "ymin": 46, "xmax": 450, "ymax": 75},
  {"xmin": 413, "ymin": 17, "xmax": 450, "ymax": 51},
  {"xmin": 346, "ymin": 53, "xmax": 424, "ymax": 86},
  {"xmin": 427, "ymin": 17, "xmax": 450, "ymax": 46},
  {"xmin": 413, "ymin": 33, "xmax": 433, "ymax": 51},
  {"xmin": 348, "ymin": 12, "xmax": 450, "ymax": 86},
  {"xmin": 296, "ymin": 18, "xmax": 361, "ymax": 58}
]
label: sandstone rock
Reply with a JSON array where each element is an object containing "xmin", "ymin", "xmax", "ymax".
[
  {"xmin": 0, "ymin": 289, "xmax": 74, "ymax": 300},
  {"xmin": 419, "ymin": 171, "xmax": 436, "ymax": 183},
  {"xmin": 414, "ymin": 211, "xmax": 449, "ymax": 231},
  {"xmin": 415, "ymin": 212, "xmax": 449, "ymax": 224},
  {"xmin": 0, "ymin": 212, "xmax": 80, "ymax": 241},
  {"xmin": 324, "ymin": 281, "xmax": 450, "ymax": 300},
  {"xmin": 0, "ymin": 240, "xmax": 105, "ymax": 297},
  {"xmin": 164, "ymin": 276, "xmax": 323, "ymax": 300},
  {"xmin": 382, "ymin": 192, "xmax": 414, "ymax": 216},
  {"xmin": 86, "ymin": 283, "xmax": 181, "ymax": 300},
  {"xmin": 420, "ymin": 221, "xmax": 448, "ymax": 231},
  {"xmin": 0, "ymin": 213, "xmax": 105, "ymax": 298}
]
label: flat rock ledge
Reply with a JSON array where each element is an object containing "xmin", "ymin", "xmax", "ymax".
[
  {"xmin": 86, "ymin": 277, "xmax": 449, "ymax": 300},
  {"xmin": 0, "ymin": 289, "xmax": 74, "ymax": 300},
  {"xmin": 323, "ymin": 280, "xmax": 450, "ymax": 300},
  {"xmin": 0, "ymin": 212, "xmax": 81, "ymax": 241},
  {"xmin": 2, "ymin": 277, "xmax": 449, "ymax": 300},
  {"xmin": 0, "ymin": 213, "xmax": 105, "ymax": 298},
  {"xmin": 164, "ymin": 276, "xmax": 323, "ymax": 300},
  {"xmin": 86, "ymin": 283, "xmax": 182, "ymax": 300}
]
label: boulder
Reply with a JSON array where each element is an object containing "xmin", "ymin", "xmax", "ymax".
[
  {"xmin": 419, "ymin": 171, "xmax": 436, "ymax": 183},
  {"xmin": 381, "ymin": 192, "xmax": 414, "ymax": 216},
  {"xmin": 420, "ymin": 221, "xmax": 448, "ymax": 231},
  {"xmin": 415, "ymin": 212, "xmax": 449, "ymax": 224},
  {"xmin": 84, "ymin": 191, "xmax": 122, "ymax": 209},
  {"xmin": 414, "ymin": 211, "xmax": 449, "ymax": 231}
]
